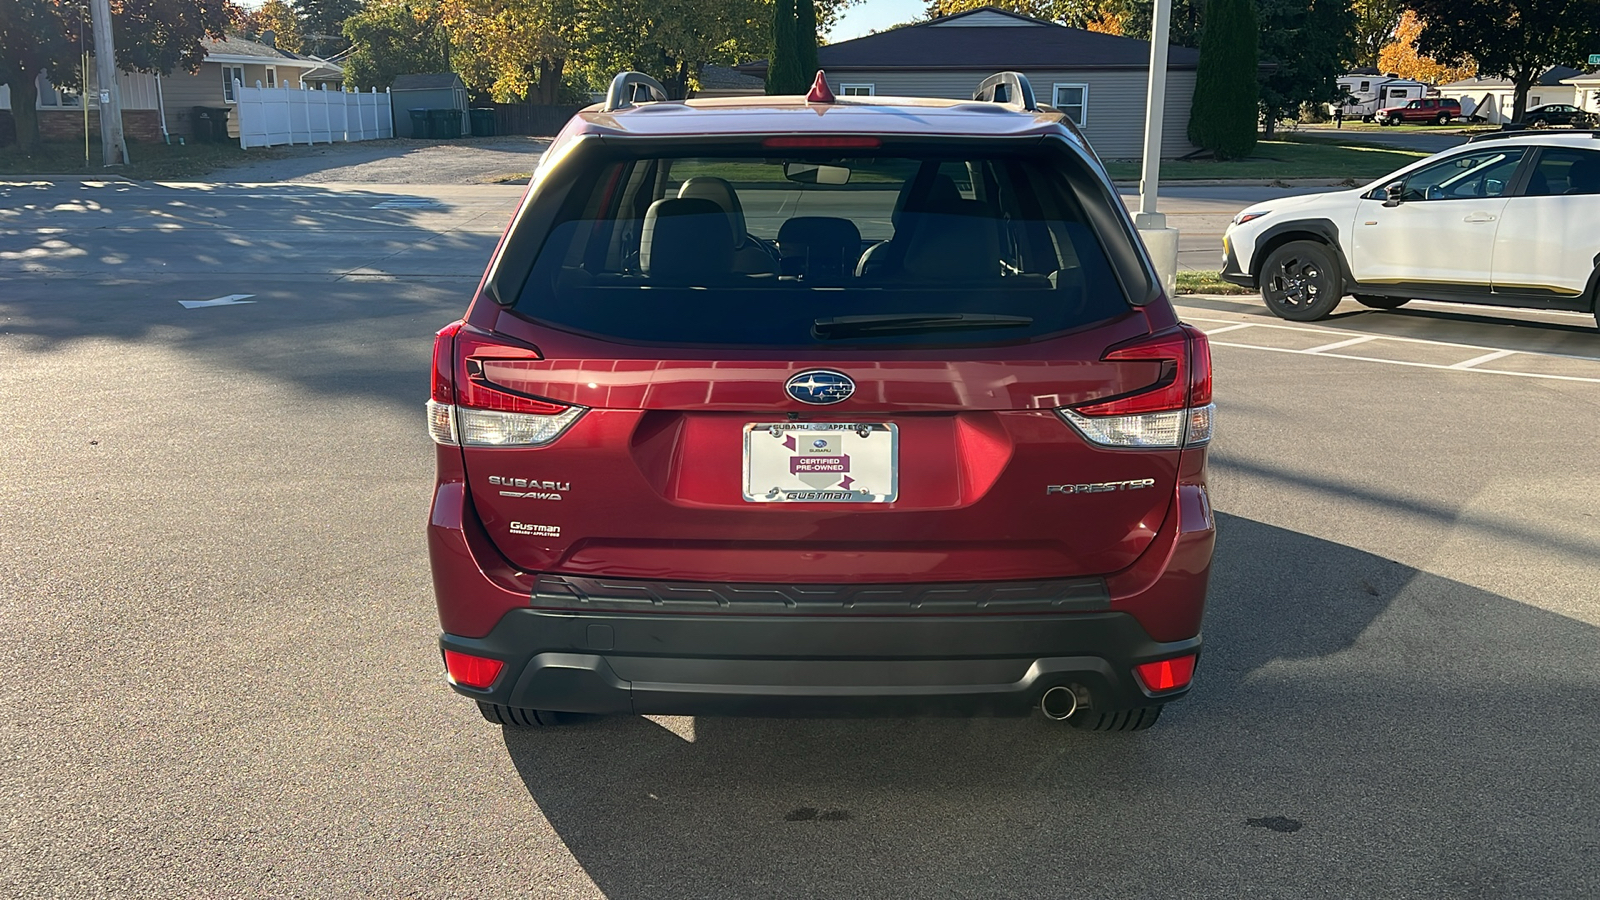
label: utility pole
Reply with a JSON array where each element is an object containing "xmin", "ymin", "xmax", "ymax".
[
  {"xmin": 88, "ymin": 0, "xmax": 129, "ymax": 166},
  {"xmin": 1135, "ymin": 0, "xmax": 1177, "ymax": 298}
]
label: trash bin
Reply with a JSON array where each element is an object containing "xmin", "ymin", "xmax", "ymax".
[
  {"xmin": 470, "ymin": 108, "xmax": 497, "ymax": 137},
  {"xmin": 408, "ymin": 108, "xmax": 431, "ymax": 139},
  {"xmin": 427, "ymin": 108, "xmax": 462, "ymax": 140},
  {"xmin": 191, "ymin": 106, "xmax": 230, "ymax": 142}
]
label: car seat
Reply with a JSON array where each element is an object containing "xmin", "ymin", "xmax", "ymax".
[{"xmin": 676, "ymin": 176, "xmax": 781, "ymax": 274}]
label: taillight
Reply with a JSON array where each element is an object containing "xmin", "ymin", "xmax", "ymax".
[
  {"xmin": 1135, "ymin": 654, "xmax": 1196, "ymax": 692},
  {"xmin": 443, "ymin": 650, "xmax": 504, "ymax": 690},
  {"xmin": 426, "ymin": 325, "xmax": 586, "ymax": 448},
  {"xmin": 1057, "ymin": 325, "xmax": 1215, "ymax": 450}
]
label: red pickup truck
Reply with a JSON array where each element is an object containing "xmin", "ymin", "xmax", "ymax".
[{"xmin": 1373, "ymin": 97, "xmax": 1461, "ymax": 126}]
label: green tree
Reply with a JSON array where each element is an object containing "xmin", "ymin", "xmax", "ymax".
[
  {"xmin": 1257, "ymin": 0, "xmax": 1354, "ymax": 133},
  {"xmin": 767, "ymin": 0, "xmax": 800, "ymax": 93},
  {"xmin": 295, "ymin": 0, "xmax": 362, "ymax": 56},
  {"xmin": 1409, "ymin": 0, "xmax": 1600, "ymax": 121},
  {"xmin": 1349, "ymin": 0, "xmax": 1403, "ymax": 69},
  {"xmin": 342, "ymin": 0, "xmax": 448, "ymax": 89},
  {"xmin": 1188, "ymin": 0, "xmax": 1257, "ymax": 159},
  {"xmin": 795, "ymin": 0, "xmax": 818, "ymax": 81}
]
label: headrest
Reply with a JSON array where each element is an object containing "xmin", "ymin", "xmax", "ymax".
[
  {"xmin": 640, "ymin": 198, "xmax": 734, "ymax": 283},
  {"xmin": 1567, "ymin": 155, "xmax": 1600, "ymax": 193},
  {"xmin": 901, "ymin": 201, "xmax": 1000, "ymax": 281},
  {"xmin": 777, "ymin": 216, "xmax": 862, "ymax": 251},
  {"xmin": 677, "ymin": 176, "xmax": 746, "ymax": 248},
  {"xmin": 893, "ymin": 173, "xmax": 964, "ymax": 225}
]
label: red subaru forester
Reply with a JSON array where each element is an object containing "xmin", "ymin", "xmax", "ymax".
[{"xmin": 428, "ymin": 72, "xmax": 1215, "ymax": 732}]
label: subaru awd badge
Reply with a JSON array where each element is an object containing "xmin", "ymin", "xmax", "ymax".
[{"xmin": 786, "ymin": 370, "xmax": 855, "ymax": 405}]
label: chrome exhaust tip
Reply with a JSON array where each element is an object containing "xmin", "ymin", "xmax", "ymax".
[{"xmin": 1040, "ymin": 685, "xmax": 1080, "ymax": 721}]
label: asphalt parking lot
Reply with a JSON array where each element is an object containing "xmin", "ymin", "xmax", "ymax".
[{"xmin": 3, "ymin": 179, "xmax": 1599, "ymax": 898}]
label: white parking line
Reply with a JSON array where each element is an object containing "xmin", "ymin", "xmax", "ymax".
[
  {"xmin": 1179, "ymin": 314, "xmax": 1600, "ymax": 385},
  {"xmin": 1450, "ymin": 349, "xmax": 1518, "ymax": 369},
  {"xmin": 1200, "ymin": 323, "xmax": 1255, "ymax": 336},
  {"xmin": 1304, "ymin": 335, "xmax": 1379, "ymax": 354}
]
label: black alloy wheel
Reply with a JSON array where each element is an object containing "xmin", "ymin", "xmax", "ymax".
[{"xmin": 1260, "ymin": 240, "xmax": 1344, "ymax": 321}]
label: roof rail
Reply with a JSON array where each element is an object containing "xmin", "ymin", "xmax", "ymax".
[
  {"xmin": 973, "ymin": 72, "xmax": 1038, "ymax": 112},
  {"xmin": 1467, "ymin": 126, "xmax": 1600, "ymax": 143},
  {"xmin": 603, "ymin": 71, "xmax": 669, "ymax": 112}
]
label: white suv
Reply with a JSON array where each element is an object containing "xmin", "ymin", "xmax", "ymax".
[{"xmin": 1222, "ymin": 131, "xmax": 1600, "ymax": 329}]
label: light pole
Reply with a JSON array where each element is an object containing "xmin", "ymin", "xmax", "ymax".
[
  {"xmin": 88, "ymin": 0, "xmax": 128, "ymax": 166},
  {"xmin": 1136, "ymin": 0, "xmax": 1178, "ymax": 298}
]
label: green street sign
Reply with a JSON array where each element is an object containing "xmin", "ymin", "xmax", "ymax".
[{"xmin": 1590, "ymin": 53, "xmax": 1600, "ymax": 65}]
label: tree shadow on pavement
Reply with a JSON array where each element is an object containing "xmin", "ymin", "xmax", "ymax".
[{"xmin": 499, "ymin": 513, "xmax": 1600, "ymax": 899}]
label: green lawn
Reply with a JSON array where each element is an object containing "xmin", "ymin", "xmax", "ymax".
[
  {"xmin": 0, "ymin": 139, "xmax": 278, "ymax": 181},
  {"xmin": 1106, "ymin": 136, "xmax": 1429, "ymax": 182},
  {"xmin": 1176, "ymin": 270, "xmax": 1254, "ymax": 295}
]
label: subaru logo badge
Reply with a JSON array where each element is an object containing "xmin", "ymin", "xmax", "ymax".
[{"xmin": 785, "ymin": 370, "xmax": 855, "ymax": 405}]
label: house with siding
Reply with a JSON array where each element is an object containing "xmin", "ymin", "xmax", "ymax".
[
  {"xmin": 735, "ymin": 6, "xmax": 1200, "ymax": 158},
  {"xmin": 1437, "ymin": 67, "xmax": 1583, "ymax": 125},
  {"xmin": 0, "ymin": 35, "xmax": 342, "ymax": 145}
]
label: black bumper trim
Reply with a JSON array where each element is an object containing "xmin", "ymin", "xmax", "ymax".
[
  {"xmin": 1220, "ymin": 241, "xmax": 1254, "ymax": 288},
  {"xmin": 531, "ymin": 573, "xmax": 1111, "ymax": 615},
  {"xmin": 442, "ymin": 609, "xmax": 1200, "ymax": 718}
]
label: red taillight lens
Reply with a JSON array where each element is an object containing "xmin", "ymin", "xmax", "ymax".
[
  {"xmin": 1076, "ymin": 328, "xmax": 1191, "ymax": 416},
  {"xmin": 427, "ymin": 326, "xmax": 585, "ymax": 447},
  {"xmin": 443, "ymin": 650, "xmax": 504, "ymax": 689},
  {"xmin": 1135, "ymin": 655, "xmax": 1196, "ymax": 692},
  {"xmin": 431, "ymin": 321, "xmax": 463, "ymax": 404},
  {"xmin": 762, "ymin": 136, "xmax": 882, "ymax": 149},
  {"xmin": 1185, "ymin": 324, "xmax": 1213, "ymax": 405}
]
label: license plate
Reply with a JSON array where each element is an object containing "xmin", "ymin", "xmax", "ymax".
[{"xmin": 743, "ymin": 423, "xmax": 898, "ymax": 503}]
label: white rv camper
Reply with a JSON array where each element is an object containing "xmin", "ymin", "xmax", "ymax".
[{"xmin": 1333, "ymin": 73, "xmax": 1428, "ymax": 121}]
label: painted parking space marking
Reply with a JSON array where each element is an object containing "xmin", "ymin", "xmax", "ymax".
[
  {"xmin": 1450, "ymin": 348, "xmax": 1519, "ymax": 369},
  {"xmin": 1180, "ymin": 313, "xmax": 1600, "ymax": 385},
  {"xmin": 1304, "ymin": 335, "xmax": 1379, "ymax": 354}
]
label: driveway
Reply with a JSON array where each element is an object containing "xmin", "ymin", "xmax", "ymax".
[{"xmin": 208, "ymin": 136, "xmax": 551, "ymax": 184}]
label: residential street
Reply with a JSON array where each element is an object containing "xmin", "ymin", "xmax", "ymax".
[{"xmin": 3, "ymin": 178, "xmax": 1598, "ymax": 898}]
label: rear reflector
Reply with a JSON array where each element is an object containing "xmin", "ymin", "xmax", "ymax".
[
  {"xmin": 1135, "ymin": 655, "xmax": 1196, "ymax": 693},
  {"xmin": 762, "ymin": 136, "xmax": 882, "ymax": 149},
  {"xmin": 444, "ymin": 650, "xmax": 504, "ymax": 689}
]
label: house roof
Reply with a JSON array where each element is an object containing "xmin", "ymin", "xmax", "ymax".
[
  {"xmin": 737, "ymin": 5, "xmax": 1199, "ymax": 75},
  {"xmin": 1561, "ymin": 70, "xmax": 1600, "ymax": 85},
  {"xmin": 698, "ymin": 64, "xmax": 765, "ymax": 91},
  {"xmin": 203, "ymin": 35, "xmax": 340, "ymax": 70},
  {"xmin": 391, "ymin": 73, "xmax": 466, "ymax": 91},
  {"xmin": 1441, "ymin": 66, "xmax": 1582, "ymax": 89}
]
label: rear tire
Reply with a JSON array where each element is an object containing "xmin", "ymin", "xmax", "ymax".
[
  {"xmin": 1260, "ymin": 240, "xmax": 1344, "ymax": 321},
  {"xmin": 1068, "ymin": 706, "xmax": 1163, "ymax": 732},
  {"xmin": 1354, "ymin": 294, "xmax": 1410, "ymax": 310},
  {"xmin": 478, "ymin": 701, "xmax": 586, "ymax": 727},
  {"xmin": 1435, "ymin": 113, "xmax": 1451, "ymax": 125}
]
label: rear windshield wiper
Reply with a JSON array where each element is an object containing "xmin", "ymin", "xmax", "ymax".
[{"xmin": 813, "ymin": 313, "xmax": 1033, "ymax": 339}]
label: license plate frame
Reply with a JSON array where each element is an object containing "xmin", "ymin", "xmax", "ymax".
[{"xmin": 742, "ymin": 422, "xmax": 898, "ymax": 503}]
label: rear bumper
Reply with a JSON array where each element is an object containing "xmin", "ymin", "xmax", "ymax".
[{"xmin": 441, "ymin": 608, "xmax": 1200, "ymax": 717}]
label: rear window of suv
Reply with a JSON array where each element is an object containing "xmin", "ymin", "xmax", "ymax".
[{"xmin": 511, "ymin": 151, "xmax": 1138, "ymax": 347}]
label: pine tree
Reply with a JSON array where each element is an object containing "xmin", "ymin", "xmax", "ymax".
[
  {"xmin": 767, "ymin": 0, "xmax": 799, "ymax": 94},
  {"xmin": 796, "ymin": 0, "xmax": 819, "ymax": 83},
  {"xmin": 1187, "ymin": 0, "xmax": 1258, "ymax": 159}
]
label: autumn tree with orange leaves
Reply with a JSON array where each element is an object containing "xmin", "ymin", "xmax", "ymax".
[{"xmin": 1377, "ymin": 10, "xmax": 1475, "ymax": 84}]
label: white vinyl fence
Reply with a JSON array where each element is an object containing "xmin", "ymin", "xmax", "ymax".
[{"xmin": 235, "ymin": 81, "xmax": 394, "ymax": 148}]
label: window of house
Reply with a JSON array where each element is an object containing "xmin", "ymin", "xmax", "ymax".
[
  {"xmin": 1359, "ymin": 81, "xmax": 1370, "ymax": 93},
  {"xmin": 840, "ymin": 84, "xmax": 874, "ymax": 96},
  {"xmin": 265, "ymin": 66, "xmax": 277, "ymax": 89},
  {"xmin": 1052, "ymin": 84, "xmax": 1087, "ymax": 126},
  {"xmin": 222, "ymin": 66, "xmax": 245, "ymax": 102},
  {"xmin": 1530, "ymin": 95, "xmax": 1542, "ymax": 107},
  {"xmin": 33, "ymin": 72, "xmax": 84, "ymax": 108}
]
